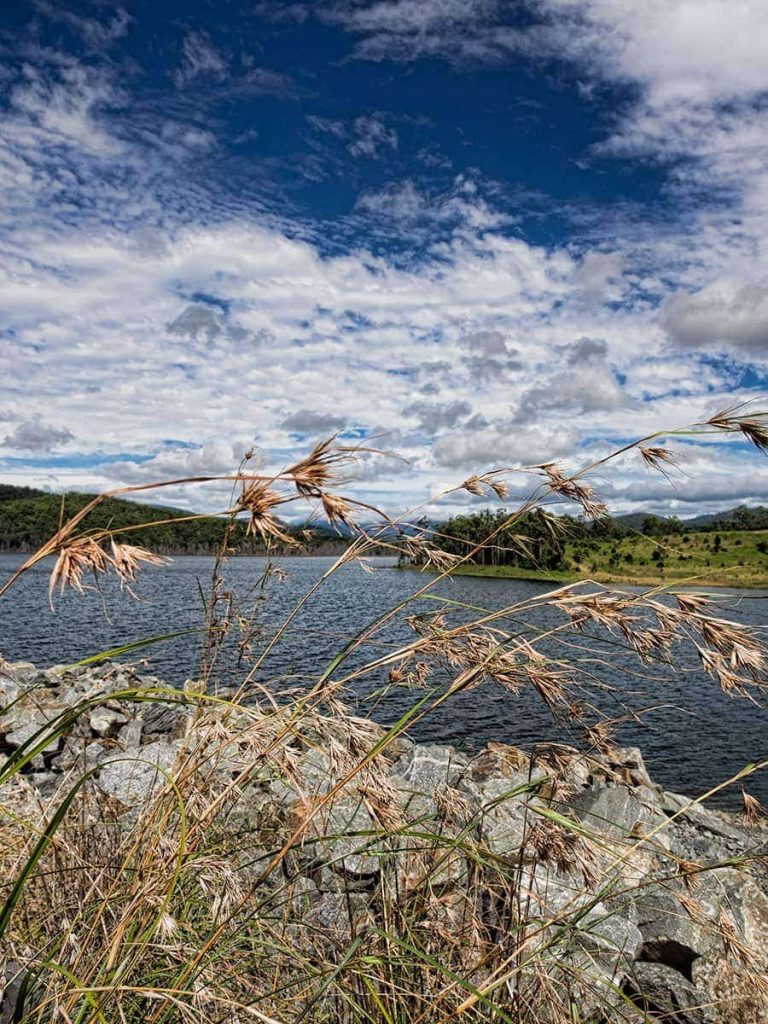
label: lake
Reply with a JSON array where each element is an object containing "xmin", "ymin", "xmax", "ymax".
[{"xmin": 1, "ymin": 552, "xmax": 767, "ymax": 808}]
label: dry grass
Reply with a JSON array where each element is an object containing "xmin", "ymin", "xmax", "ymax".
[{"xmin": 2, "ymin": 403, "xmax": 768, "ymax": 1022}]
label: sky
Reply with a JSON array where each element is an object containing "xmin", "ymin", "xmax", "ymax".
[{"xmin": 2, "ymin": 0, "xmax": 768, "ymax": 521}]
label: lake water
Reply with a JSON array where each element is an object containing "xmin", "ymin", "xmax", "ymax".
[{"xmin": 1, "ymin": 553, "xmax": 767, "ymax": 808}]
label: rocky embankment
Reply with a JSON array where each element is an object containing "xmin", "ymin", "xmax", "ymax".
[{"xmin": 1, "ymin": 659, "xmax": 768, "ymax": 1023}]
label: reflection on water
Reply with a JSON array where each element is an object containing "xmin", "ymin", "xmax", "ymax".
[{"xmin": 1, "ymin": 553, "xmax": 767, "ymax": 807}]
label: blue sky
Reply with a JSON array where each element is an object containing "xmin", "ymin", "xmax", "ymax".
[{"xmin": 2, "ymin": 0, "xmax": 768, "ymax": 518}]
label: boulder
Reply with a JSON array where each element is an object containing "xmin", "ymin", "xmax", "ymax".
[
  {"xmin": 635, "ymin": 878, "xmax": 719, "ymax": 973},
  {"xmin": 662, "ymin": 791, "xmax": 749, "ymax": 843},
  {"xmin": 692, "ymin": 952, "xmax": 768, "ymax": 1024},
  {"xmin": 625, "ymin": 961, "xmax": 716, "ymax": 1023},
  {"xmin": 0, "ymin": 961, "xmax": 28, "ymax": 1024},
  {"xmin": 390, "ymin": 743, "xmax": 469, "ymax": 792},
  {"xmin": 474, "ymin": 773, "xmax": 535, "ymax": 858},
  {"xmin": 301, "ymin": 795, "xmax": 381, "ymax": 879},
  {"xmin": 88, "ymin": 707, "xmax": 129, "ymax": 737},
  {"xmin": 96, "ymin": 739, "xmax": 181, "ymax": 807}
]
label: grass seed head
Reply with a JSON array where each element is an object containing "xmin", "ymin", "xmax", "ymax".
[
  {"xmin": 639, "ymin": 445, "xmax": 681, "ymax": 473},
  {"xmin": 708, "ymin": 406, "xmax": 768, "ymax": 453},
  {"xmin": 742, "ymin": 789, "xmax": 766, "ymax": 826},
  {"xmin": 49, "ymin": 537, "xmax": 113, "ymax": 600},
  {"xmin": 288, "ymin": 436, "xmax": 354, "ymax": 497},
  {"xmin": 110, "ymin": 540, "xmax": 169, "ymax": 587},
  {"xmin": 236, "ymin": 480, "xmax": 295, "ymax": 545},
  {"xmin": 320, "ymin": 491, "xmax": 356, "ymax": 530}
]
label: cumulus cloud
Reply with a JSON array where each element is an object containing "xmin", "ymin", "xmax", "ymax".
[
  {"xmin": 281, "ymin": 410, "xmax": 348, "ymax": 433},
  {"xmin": 3, "ymin": 2, "xmax": 768, "ymax": 516},
  {"xmin": 403, "ymin": 400, "xmax": 472, "ymax": 434},
  {"xmin": 559, "ymin": 337, "xmax": 608, "ymax": 365},
  {"xmin": 515, "ymin": 366, "xmax": 626, "ymax": 422},
  {"xmin": 460, "ymin": 328, "xmax": 523, "ymax": 383},
  {"xmin": 356, "ymin": 176, "xmax": 510, "ymax": 232},
  {"xmin": 433, "ymin": 423, "xmax": 578, "ymax": 470},
  {"xmin": 3, "ymin": 418, "xmax": 75, "ymax": 453},
  {"xmin": 513, "ymin": 336, "xmax": 627, "ymax": 422},
  {"xmin": 348, "ymin": 114, "xmax": 398, "ymax": 157},
  {"xmin": 571, "ymin": 252, "xmax": 626, "ymax": 304},
  {"xmin": 661, "ymin": 281, "xmax": 768, "ymax": 352},
  {"xmin": 166, "ymin": 304, "xmax": 249, "ymax": 344}
]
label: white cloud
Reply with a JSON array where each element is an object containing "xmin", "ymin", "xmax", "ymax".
[
  {"xmin": 348, "ymin": 114, "xmax": 398, "ymax": 157},
  {"xmin": 36, "ymin": 4, "xmax": 132, "ymax": 52},
  {"xmin": 173, "ymin": 31, "xmax": 229, "ymax": 88},
  {"xmin": 402, "ymin": 400, "xmax": 473, "ymax": 434},
  {"xmin": 515, "ymin": 365, "xmax": 627, "ymax": 421},
  {"xmin": 661, "ymin": 280, "xmax": 768, "ymax": 352},
  {"xmin": 8, "ymin": 58, "xmax": 124, "ymax": 156},
  {"xmin": 2, "ymin": 5, "xmax": 768, "ymax": 518},
  {"xmin": 3, "ymin": 418, "xmax": 75, "ymax": 453},
  {"xmin": 324, "ymin": 0, "xmax": 502, "ymax": 62},
  {"xmin": 355, "ymin": 176, "xmax": 512, "ymax": 232},
  {"xmin": 308, "ymin": 112, "xmax": 398, "ymax": 158},
  {"xmin": 433, "ymin": 423, "xmax": 579, "ymax": 470},
  {"xmin": 281, "ymin": 410, "xmax": 348, "ymax": 433}
]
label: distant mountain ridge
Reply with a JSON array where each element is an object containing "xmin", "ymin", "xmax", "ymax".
[{"xmin": 610, "ymin": 505, "xmax": 768, "ymax": 534}]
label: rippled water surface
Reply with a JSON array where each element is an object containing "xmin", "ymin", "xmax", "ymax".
[{"xmin": 1, "ymin": 553, "xmax": 767, "ymax": 807}]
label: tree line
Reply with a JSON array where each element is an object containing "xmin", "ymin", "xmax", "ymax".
[{"xmin": 0, "ymin": 487, "xmax": 348, "ymax": 555}]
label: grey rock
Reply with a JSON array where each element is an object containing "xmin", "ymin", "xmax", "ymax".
[
  {"xmin": 576, "ymin": 904, "xmax": 644, "ymax": 965},
  {"xmin": 0, "ymin": 672, "xmax": 20, "ymax": 711},
  {"xmin": 391, "ymin": 743, "xmax": 469, "ymax": 793},
  {"xmin": 117, "ymin": 720, "xmax": 143, "ymax": 749},
  {"xmin": 97, "ymin": 739, "xmax": 180, "ymax": 807},
  {"xmin": 54, "ymin": 737, "xmax": 108, "ymax": 772},
  {"xmin": 302, "ymin": 891, "xmax": 368, "ymax": 943},
  {"xmin": 314, "ymin": 797, "xmax": 381, "ymax": 878},
  {"xmin": 476, "ymin": 774, "xmax": 535, "ymax": 857},
  {"xmin": 88, "ymin": 708, "xmax": 128, "ymax": 737},
  {"xmin": 662, "ymin": 792, "xmax": 747, "ymax": 842},
  {"xmin": 0, "ymin": 961, "xmax": 28, "ymax": 1024},
  {"xmin": 294, "ymin": 747, "xmax": 334, "ymax": 796},
  {"xmin": 610, "ymin": 746, "xmax": 658, "ymax": 790},
  {"xmin": 572, "ymin": 783, "xmax": 667, "ymax": 841},
  {"xmin": 140, "ymin": 703, "xmax": 185, "ymax": 737},
  {"xmin": 1, "ymin": 661, "xmax": 39, "ymax": 687},
  {"xmin": 635, "ymin": 878, "xmax": 719, "ymax": 971},
  {"xmin": 3, "ymin": 701, "xmax": 63, "ymax": 753},
  {"xmin": 626, "ymin": 961, "xmax": 716, "ymax": 1023}
]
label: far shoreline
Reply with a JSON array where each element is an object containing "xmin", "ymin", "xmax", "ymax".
[{"xmin": 398, "ymin": 562, "xmax": 768, "ymax": 591}]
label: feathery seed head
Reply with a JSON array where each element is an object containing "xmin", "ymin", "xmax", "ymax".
[
  {"xmin": 49, "ymin": 537, "xmax": 112, "ymax": 600},
  {"xmin": 110, "ymin": 540, "xmax": 169, "ymax": 588}
]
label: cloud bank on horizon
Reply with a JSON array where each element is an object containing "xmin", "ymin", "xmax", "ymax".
[{"xmin": 2, "ymin": 0, "xmax": 768, "ymax": 520}]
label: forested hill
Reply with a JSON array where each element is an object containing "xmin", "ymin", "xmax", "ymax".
[
  {"xmin": 0, "ymin": 487, "xmax": 347, "ymax": 555},
  {"xmin": 405, "ymin": 506, "xmax": 768, "ymax": 587}
]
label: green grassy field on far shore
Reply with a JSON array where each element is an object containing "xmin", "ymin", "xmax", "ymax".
[{"xmin": 405, "ymin": 527, "xmax": 768, "ymax": 589}]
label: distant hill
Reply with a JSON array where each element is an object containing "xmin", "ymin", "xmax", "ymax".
[
  {"xmin": 0, "ymin": 484, "xmax": 49, "ymax": 503},
  {"xmin": 4, "ymin": 485, "xmax": 768, "ymax": 557},
  {"xmin": 0, "ymin": 490, "xmax": 349, "ymax": 555},
  {"xmin": 684, "ymin": 505, "xmax": 768, "ymax": 530},
  {"xmin": 609, "ymin": 506, "xmax": 768, "ymax": 535}
]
